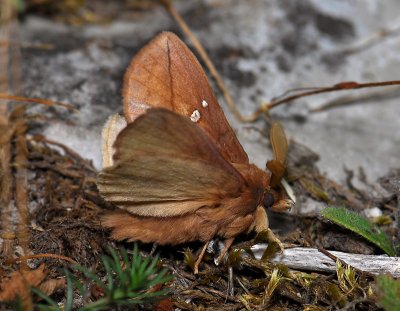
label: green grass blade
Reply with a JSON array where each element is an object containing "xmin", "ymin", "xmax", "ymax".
[
  {"xmin": 100, "ymin": 255, "xmax": 114, "ymax": 292},
  {"xmin": 74, "ymin": 265, "xmax": 105, "ymax": 290},
  {"xmin": 145, "ymin": 255, "xmax": 159, "ymax": 276},
  {"xmin": 321, "ymin": 207, "xmax": 396, "ymax": 256},
  {"xmin": 64, "ymin": 269, "xmax": 75, "ymax": 311},
  {"xmin": 376, "ymin": 275, "xmax": 400, "ymax": 311},
  {"xmin": 109, "ymin": 248, "xmax": 127, "ymax": 285},
  {"xmin": 31, "ymin": 288, "xmax": 60, "ymax": 310}
]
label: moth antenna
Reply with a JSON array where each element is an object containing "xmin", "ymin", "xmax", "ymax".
[{"xmin": 281, "ymin": 178, "xmax": 296, "ymax": 205}]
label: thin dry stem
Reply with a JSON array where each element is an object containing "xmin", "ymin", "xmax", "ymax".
[
  {"xmin": 263, "ymin": 80, "xmax": 400, "ymax": 111},
  {"xmin": 5, "ymin": 253, "xmax": 78, "ymax": 265},
  {"xmin": 0, "ymin": 129, "xmax": 14, "ymax": 258},
  {"xmin": 0, "ymin": 0, "xmax": 12, "ymax": 122},
  {"xmin": 334, "ymin": 18, "xmax": 400, "ymax": 55},
  {"xmin": 0, "ymin": 0, "xmax": 15, "ymax": 258},
  {"xmin": 13, "ymin": 109, "xmax": 30, "ymax": 270},
  {"xmin": 0, "ymin": 39, "xmax": 54, "ymax": 50},
  {"xmin": 0, "ymin": 93, "xmax": 77, "ymax": 111}
]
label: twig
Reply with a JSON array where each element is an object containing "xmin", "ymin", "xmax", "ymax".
[
  {"xmin": 0, "ymin": 93, "xmax": 77, "ymax": 111},
  {"xmin": 263, "ymin": 80, "xmax": 400, "ymax": 111},
  {"xmin": 5, "ymin": 253, "xmax": 78, "ymax": 265},
  {"xmin": 12, "ymin": 109, "xmax": 31, "ymax": 270},
  {"xmin": 0, "ymin": 0, "xmax": 15, "ymax": 258},
  {"xmin": 0, "ymin": 0, "xmax": 11, "ymax": 122},
  {"xmin": 0, "ymin": 39, "xmax": 54, "ymax": 50},
  {"xmin": 0, "ymin": 131, "xmax": 14, "ymax": 257},
  {"xmin": 250, "ymin": 245, "xmax": 400, "ymax": 277},
  {"xmin": 317, "ymin": 247, "xmax": 375, "ymax": 278},
  {"xmin": 334, "ymin": 18, "xmax": 400, "ymax": 55},
  {"xmin": 310, "ymin": 88, "xmax": 400, "ymax": 113}
]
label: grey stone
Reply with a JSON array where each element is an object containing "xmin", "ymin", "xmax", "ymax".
[{"xmin": 19, "ymin": 0, "xmax": 400, "ymax": 190}]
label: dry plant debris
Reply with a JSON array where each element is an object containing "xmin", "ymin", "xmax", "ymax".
[
  {"xmin": 0, "ymin": 263, "xmax": 65, "ymax": 308},
  {"xmin": 0, "ymin": 102, "xmax": 396, "ymax": 310}
]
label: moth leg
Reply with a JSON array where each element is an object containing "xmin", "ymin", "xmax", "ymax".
[
  {"xmin": 194, "ymin": 240, "xmax": 210, "ymax": 274},
  {"xmin": 228, "ymin": 266, "xmax": 234, "ymax": 296},
  {"xmin": 266, "ymin": 228, "xmax": 284, "ymax": 253},
  {"xmin": 215, "ymin": 237, "xmax": 234, "ymax": 265},
  {"xmin": 254, "ymin": 206, "xmax": 284, "ymax": 252},
  {"xmin": 149, "ymin": 243, "xmax": 158, "ymax": 256}
]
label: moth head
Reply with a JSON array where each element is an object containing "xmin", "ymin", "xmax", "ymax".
[
  {"xmin": 262, "ymin": 190, "xmax": 275, "ymax": 209},
  {"xmin": 263, "ymin": 183, "xmax": 295, "ymax": 212}
]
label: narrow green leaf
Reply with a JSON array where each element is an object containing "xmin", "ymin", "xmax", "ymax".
[
  {"xmin": 74, "ymin": 265, "xmax": 104, "ymax": 290},
  {"xmin": 64, "ymin": 270, "xmax": 74, "ymax": 311},
  {"xmin": 109, "ymin": 248, "xmax": 125, "ymax": 284},
  {"xmin": 100, "ymin": 255, "xmax": 114, "ymax": 292},
  {"xmin": 145, "ymin": 255, "xmax": 159, "ymax": 275},
  {"xmin": 31, "ymin": 288, "xmax": 60, "ymax": 311},
  {"xmin": 321, "ymin": 207, "xmax": 396, "ymax": 256},
  {"xmin": 376, "ymin": 275, "xmax": 400, "ymax": 311}
]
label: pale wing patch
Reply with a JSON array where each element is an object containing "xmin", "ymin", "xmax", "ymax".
[{"xmin": 101, "ymin": 114, "xmax": 127, "ymax": 168}]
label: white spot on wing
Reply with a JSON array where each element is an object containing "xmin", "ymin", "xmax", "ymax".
[
  {"xmin": 201, "ymin": 99, "xmax": 208, "ymax": 108},
  {"xmin": 190, "ymin": 110, "xmax": 201, "ymax": 122}
]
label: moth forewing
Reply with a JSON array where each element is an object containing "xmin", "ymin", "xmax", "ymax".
[{"xmin": 122, "ymin": 31, "xmax": 249, "ymax": 164}]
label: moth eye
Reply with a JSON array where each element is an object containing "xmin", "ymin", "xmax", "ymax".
[
  {"xmin": 201, "ymin": 99, "xmax": 208, "ymax": 108},
  {"xmin": 263, "ymin": 193, "xmax": 275, "ymax": 209},
  {"xmin": 190, "ymin": 109, "xmax": 201, "ymax": 122}
]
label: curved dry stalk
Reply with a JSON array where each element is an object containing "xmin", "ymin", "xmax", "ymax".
[
  {"xmin": 263, "ymin": 80, "xmax": 400, "ymax": 111},
  {"xmin": 12, "ymin": 110, "xmax": 30, "ymax": 270},
  {"xmin": 0, "ymin": 39, "xmax": 54, "ymax": 50},
  {"xmin": 5, "ymin": 253, "xmax": 78, "ymax": 265},
  {"xmin": 0, "ymin": 0, "xmax": 15, "ymax": 259},
  {"xmin": 0, "ymin": 93, "xmax": 77, "ymax": 111},
  {"xmin": 0, "ymin": 129, "xmax": 14, "ymax": 258}
]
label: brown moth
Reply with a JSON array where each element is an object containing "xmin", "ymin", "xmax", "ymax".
[{"xmin": 97, "ymin": 32, "xmax": 292, "ymax": 273}]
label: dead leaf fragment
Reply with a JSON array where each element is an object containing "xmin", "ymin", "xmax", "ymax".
[
  {"xmin": 0, "ymin": 264, "xmax": 46, "ymax": 303},
  {"xmin": 0, "ymin": 263, "xmax": 65, "ymax": 308}
]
